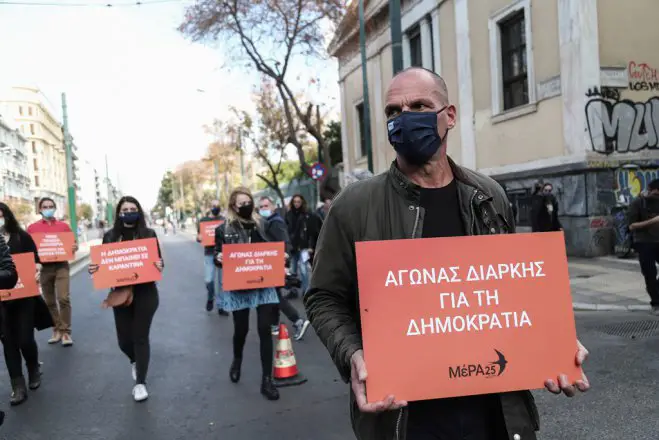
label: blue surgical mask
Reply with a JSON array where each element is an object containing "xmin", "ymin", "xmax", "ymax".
[
  {"xmin": 387, "ymin": 107, "xmax": 448, "ymax": 166},
  {"xmin": 41, "ymin": 209, "xmax": 55, "ymax": 219},
  {"xmin": 259, "ymin": 209, "xmax": 272, "ymax": 218},
  {"xmin": 120, "ymin": 212, "xmax": 140, "ymax": 225}
]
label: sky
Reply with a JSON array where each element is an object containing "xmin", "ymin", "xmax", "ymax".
[{"xmin": 0, "ymin": 0, "xmax": 340, "ymax": 208}]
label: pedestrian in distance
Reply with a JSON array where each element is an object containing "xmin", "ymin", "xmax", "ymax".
[
  {"xmin": 284, "ymin": 194, "xmax": 321, "ymax": 298},
  {"xmin": 196, "ymin": 200, "xmax": 228, "ymax": 316},
  {"xmin": 257, "ymin": 195, "xmax": 310, "ymax": 341},
  {"xmin": 305, "ymin": 67, "xmax": 590, "ymax": 440},
  {"xmin": 26, "ymin": 198, "xmax": 78, "ymax": 347},
  {"xmin": 0, "ymin": 232, "xmax": 17, "ymax": 427},
  {"xmin": 214, "ymin": 187, "xmax": 280, "ymax": 401},
  {"xmin": 0, "ymin": 203, "xmax": 48, "ymax": 406},
  {"xmin": 88, "ymin": 196, "xmax": 164, "ymax": 402}
]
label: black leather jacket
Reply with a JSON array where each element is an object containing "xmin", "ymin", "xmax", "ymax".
[
  {"xmin": 304, "ymin": 159, "xmax": 539, "ymax": 440},
  {"xmin": 0, "ymin": 234, "xmax": 18, "ymax": 290}
]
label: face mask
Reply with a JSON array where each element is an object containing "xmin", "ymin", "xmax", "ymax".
[
  {"xmin": 259, "ymin": 209, "xmax": 272, "ymax": 218},
  {"xmin": 120, "ymin": 212, "xmax": 140, "ymax": 225},
  {"xmin": 237, "ymin": 203, "xmax": 254, "ymax": 219},
  {"xmin": 387, "ymin": 107, "xmax": 448, "ymax": 166},
  {"xmin": 41, "ymin": 209, "xmax": 55, "ymax": 219},
  {"xmin": 211, "ymin": 207, "xmax": 220, "ymax": 216}
]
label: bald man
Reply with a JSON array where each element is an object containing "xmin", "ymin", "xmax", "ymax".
[{"xmin": 305, "ymin": 67, "xmax": 590, "ymax": 440}]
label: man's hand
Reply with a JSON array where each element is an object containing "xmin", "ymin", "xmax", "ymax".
[
  {"xmin": 154, "ymin": 260, "xmax": 164, "ymax": 272},
  {"xmin": 72, "ymin": 243, "xmax": 79, "ymax": 253},
  {"xmin": 544, "ymin": 339, "xmax": 590, "ymax": 397},
  {"xmin": 88, "ymin": 264, "xmax": 99, "ymax": 275},
  {"xmin": 216, "ymin": 253, "xmax": 223, "ymax": 264},
  {"xmin": 196, "ymin": 234, "xmax": 202, "ymax": 243},
  {"xmin": 351, "ymin": 349, "xmax": 407, "ymax": 413}
]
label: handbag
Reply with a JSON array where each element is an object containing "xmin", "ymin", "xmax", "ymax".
[
  {"xmin": 101, "ymin": 286, "xmax": 134, "ymax": 309},
  {"xmin": 34, "ymin": 296, "xmax": 54, "ymax": 331}
]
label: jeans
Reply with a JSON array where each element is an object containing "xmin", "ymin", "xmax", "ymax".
[
  {"xmin": 40, "ymin": 262, "xmax": 71, "ymax": 335},
  {"xmin": 290, "ymin": 252, "xmax": 310, "ymax": 295},
  {"xmin": 635, "ymin": 242, "xmax": 659, "ymax": 307},
  {"xmin": 204, "ymin": 254, "xmax": 224, "ymax": 308},
  {"xmin": 273, "ymin": 287, "xmax": 301, "ymax": 325}
]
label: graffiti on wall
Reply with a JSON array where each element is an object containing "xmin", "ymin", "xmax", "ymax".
[
  {"xmin": 586, "ymin": 61, "xmax": 659, "ymax": 155},
  {"xmin": 615, "ymin": 167, "xmax": 659, "ymax": 203}
]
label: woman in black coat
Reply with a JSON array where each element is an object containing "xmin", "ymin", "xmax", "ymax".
[{"xmin": 0, "ymin": 202, "xmax": 41, "ymax": 406}]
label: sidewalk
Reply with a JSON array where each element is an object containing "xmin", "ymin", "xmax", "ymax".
[{"xmin": 568, "ymin": 257, "xmax": 652, "ymax": 311}]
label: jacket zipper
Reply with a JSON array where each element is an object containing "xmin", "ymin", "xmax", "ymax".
[
  {"xmin": 469, "ymin": 189, "xmax": 478, "ymax": 234},
  {"xmin": 395, "ymin": 408, "xmax": 403, "ymax": 440},
  {"xmin": 411, "ymin": 206, "xmax": 421, "ymax": 238}
]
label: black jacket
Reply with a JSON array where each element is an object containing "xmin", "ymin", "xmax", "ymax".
[
  {"xmin": 285, "ymin": 210, "xmax": 322, "ymax": 252},
  {"xmin": 0, "ymin": 235, "xmax": 18, "ymax": 290},
  {"xmin": 263, "ymin": 213, "xmax": 292, "ymax": 254},
  {"xmin": 304, "ymin": 159, "xmax": 538, "ymax": 440},
  {"xmin": 213, "ymin": 218, "xmax": 269, "ymax": 267},
  {"xmin": 6, "ymin": 229, "xmax": 39, "ymax": 262}
]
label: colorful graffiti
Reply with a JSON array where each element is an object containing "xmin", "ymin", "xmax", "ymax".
[{"xmin": 615, "ymin": 168, "xmax": 659, "ymax": 203}]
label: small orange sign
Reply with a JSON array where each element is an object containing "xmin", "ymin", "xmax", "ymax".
[
  {"xmin": 222, "ymin": 242, "xmax": 285, "ymax": 291},
  {"xmin": 200, "ymin": 220, "xmax": 224, "ymax": 247},
  {"xmin": 31, "ymin": 232, "xmax": 75, "ymax": 262},
  {"xmin": 0, "ymin": 252, "xmax": 40, "ymax": 301},
  {"xmin": 355, "ymin": 231, "xmax": 581, "ymax": 403},
  {"xmin": 90, "ymin": 238, "xmax": 162, "ymax": 290}
]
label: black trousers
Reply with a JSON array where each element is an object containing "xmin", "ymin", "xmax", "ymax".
[
  {"xmin": 636, "ymin": 242, "xmax": 659, "ymax": 307},
  {"xmin": 272, "ymin": 288, "xmax": 301, "ymax": 325},
  {"xmin": 113, "ymin": 286, "xmax": 159, "ymax": 384},
  {"xmin": 1, "ymin": 298, "xmax": 39, "ymax": 379},
  {"xmin": 232, "ymin": 304, "xmax": 276, "ymax": 377}
]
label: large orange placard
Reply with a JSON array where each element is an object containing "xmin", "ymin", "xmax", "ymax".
[
  {"xmin": 90, "ymin": 238, "xmax": 162, "ymax": 290},
  {"xmin": 200, "ymin": 220, "xmax": 224, "ymax": 247},
  {"xmin": 355, "ymin": 231, "xmax": 581, "ymax": 403},
  {"xmin": 222, "ymin": 242, "xmax": 285, "ymax": 291},
  {"xmin": 31, "ymin": 232, "xmax": 75, "ymax": 262},
  {"xmin": 0, "ymin": 252, "xmax": 40, "ymax": 301}
]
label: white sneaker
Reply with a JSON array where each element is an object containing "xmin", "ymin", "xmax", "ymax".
[
  {"xmin": 131, "ymin": 363, "xmax": 136, "ymax": 381},
  {"xmin": 132, "ymin": 384, "xmax": 148, "ymax": 402}
]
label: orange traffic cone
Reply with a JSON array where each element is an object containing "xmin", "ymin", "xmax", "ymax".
[{"xmin": 273, "ymin": 324, "xmax": 307, "ymax": 387}]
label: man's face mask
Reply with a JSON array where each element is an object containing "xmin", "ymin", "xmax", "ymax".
[
  {"xmin": 387, "ymin": 106, "xmax": 449, "ymax": 166},
  {"xmin": 41, "ymin": 208, "xmax": 55, "ymax": 219},
  {"xmin": 211, "ymin": 207, "xmax": 220, "ymax": 216}
]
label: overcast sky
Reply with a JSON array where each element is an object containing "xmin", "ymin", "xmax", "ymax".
[{"xmin": 0, "ymin": 0, "xmax": 339, "ymax": 208}]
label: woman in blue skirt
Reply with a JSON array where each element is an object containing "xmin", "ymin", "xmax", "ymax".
[{"xmin": 214, "ymin": 187, "xmax": 280, "ymax": 401}]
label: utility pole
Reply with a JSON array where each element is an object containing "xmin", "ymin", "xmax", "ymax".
[
  {"xmin": 214, "ymin": 160, "xmax": 221, "ymax": 199},
  {"xmin": 105, "ymin": 154, "xmax": 113, "ymax": 224},
  {"xmin": 389, "ymin": 0, "xmax": 403, "ymax": 74},
  {"xmin": 359, "ymin": 0, "xmax": 374, "ymax": 173},
  {"xmin": 61, "ymin": 93, "xmax": 78, "ymax": 242}
]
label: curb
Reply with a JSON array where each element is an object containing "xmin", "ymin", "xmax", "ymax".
[{"xmin": 573, "ymin": 302, "xmax": 651, "ymax": 312}]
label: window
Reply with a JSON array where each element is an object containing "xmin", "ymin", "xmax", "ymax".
[
  {"xmin": 499, "ymin": 11, "xmax": 527, "ymax": 110},
  {"xmin": 28, "ymin": 107, "xmax": 33, "ymax": 116},
  {"xmin": 408, "ymin": 26, "xmax": 422, "ymax": 68},
  {"xmin": 31, "ymin": 141, "xmax": 36, "ymax": 154},
  {"xmin": 356, "ymin": 102, "xmax": 367, "ymax": 158},
  {"xmin": 34, "ymin": 176, "xmax": 39, "ymax": 187},
  {"xmin": 19, "ymin": 106, "xmax": 23, "ymax": 116},
  {"xmin": 33, "ymin": 159, "xmax": 38, "ymax": 171},
  {"xmin": 30, "ymin": 124, "xmax": 35, "ymax": 135},
  {"xmin": 489, "ymin": 0, "xmax": 535, "ymax": 116}
]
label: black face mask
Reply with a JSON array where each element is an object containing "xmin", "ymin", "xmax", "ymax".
[
  {"xmin": 387, "ymin": 107, "xmax": 448, "ymax": 166},
  {"xmin": 211, "ymin": 207, "xmax": 220, "ymax": 216},
  {"xmin": 237, "ymin": 203, "xmax": 253, "ymax": 219}
]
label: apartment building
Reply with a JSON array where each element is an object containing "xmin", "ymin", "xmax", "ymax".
[
  {"xmin": 77, "ymin": 156, "xmax": 100, "ymax": 222},
  {"xmin": 0, "ymin": 114, "xmax": 31, "ymax": 205},
  {"xmin": 331, "ymin": 0, "xmax": 659, "ymax": 256},
  {"xmin": 0, "ymin": 86, "xmax": 68, "ymax": 216}
]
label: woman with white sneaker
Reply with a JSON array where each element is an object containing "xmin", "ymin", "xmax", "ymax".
[{"xmin": 88, "ymin": 196, "xmax": 163, "ymax": 402}]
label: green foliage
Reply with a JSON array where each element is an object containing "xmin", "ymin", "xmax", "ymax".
[
  {"xmin": 77, "ymin": 203, "xmax": 94, "ymax": 221},
  {"xmin": 155, "ymin": 171, "xmax": 175, "ymax": 216},
  {"xmin": 323, "ymin": 120, "xmax": 343, "ymax": 165}
]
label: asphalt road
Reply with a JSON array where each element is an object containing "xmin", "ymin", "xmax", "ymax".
[{"xmin": 0, "ymin": 233, "xmax": 657, "ymax": 439}]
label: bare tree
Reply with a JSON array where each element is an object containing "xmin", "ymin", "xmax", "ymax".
[{"xmin": 179, "ymin": 0, "xmax": 344, "ymax": 176}]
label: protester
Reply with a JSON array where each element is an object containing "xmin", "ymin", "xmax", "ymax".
[
  {"xmin": 316, "ymin": 195, "xmax": 334, "ymax": 221},
  {"xmin": 531, "ymin": 182, "xmax": 562, "ymax": 232},
  {"xmin": 88, "ymin": 196, "xmax": 164, "ymax": 402},
  {"xmin": 0, "ymin": 232, "xmax": 17, "ymax": 426},
  {"xmin": 26, "ymin": 198, "xmax": 77, "ymax": 347},
  {"xmin": 258, "ymin": 196, "xmax": 310, "ymax": 341},
  {"xmin": 305, "ymin": 67, "xmax": 590, "ymax": 440},
  {"xmin": 627, "ymin": 178, "xmax": 659, "ymax": 315},
  {"xmin": 284, "ymin": 194, "xmax": 321, "ymax": 297},
  {"xmin": 0, "ymin": 203, "xmax": 46, "ymax": 405},
  {"xmin": 196, "ymin": 200, "xmax": 228, "ymax": 315},
  {"xmin": 214, "ymin": 187, "xmax": 280, "ymax": 401}
]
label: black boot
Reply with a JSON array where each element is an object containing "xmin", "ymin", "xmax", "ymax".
[
  {"xmin": 229, "ymin": 358, "xmax": 242, "ymax": 383},
  {"xmin": 10, "ymin": 377, "xmax": 27, "ymax": 406},
  {"xmin": 27, "ymin": 365, "xmax": 42, "ymax": 390},
  {"xmin": 261, "ymin": 376, "xmax": 280, "ymax": 401}
]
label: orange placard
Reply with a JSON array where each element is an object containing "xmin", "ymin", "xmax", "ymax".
[
  {"xmin": 31, "ymin": 232, "xmax": 75, "ymax": 262},
  {"xmin": 222, "ymin": 242, "xmax": 285, "ymax": 291},
  {"xmin": 200, "ymin": 220, "xmax": 224, "ymax": 247},
  {"xmin": 0, "ymin": 252, "xmax": 39, "ymax": 301},
  {"xmin": 90, "ymin": 238, "xmax": 162, "ymax": 290},
  {"xmin": 356, "ymin": 231, "xmax": 580, "ymax": 403}
]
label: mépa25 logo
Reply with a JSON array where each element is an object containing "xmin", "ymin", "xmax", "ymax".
[{"xmin": 448, "ymin": 349, "xmax": 507, "ymax": 379}]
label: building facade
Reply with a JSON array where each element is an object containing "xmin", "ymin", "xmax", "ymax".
[
  {"xmin": 0, "ymin": 115, "xmax": 31, "ymax": 205},
  {"xmin": 0, "ymin": 86, "xmax": 68, "ymax": 217},
  {"xmin": 77, "ymin": 157, "xmax": 100, "ymax": 223},
  {"xmin": 331, "ymin": 0, "xmax": 659, "ymax": 256}
]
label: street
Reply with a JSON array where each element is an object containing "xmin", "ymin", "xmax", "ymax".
[{"xmin": 1, "ymin": 233, "xmax": 657, "ymax": 440}]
